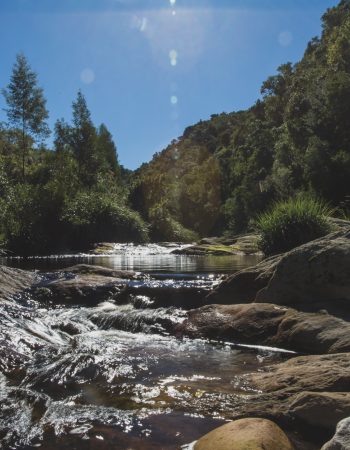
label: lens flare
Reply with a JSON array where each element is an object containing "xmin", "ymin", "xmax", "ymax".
[{"xmin": 80, "ymin": 68, "xmax": 95, "ymax": 84}]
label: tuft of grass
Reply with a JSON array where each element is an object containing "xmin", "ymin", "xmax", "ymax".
[{"xmin": 256, "ymin": 197, "xmax": 334, "ymax": 256}]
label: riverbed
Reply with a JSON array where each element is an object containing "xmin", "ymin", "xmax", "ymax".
[{"xmin": 0, "ymin": 244, "xmax": 291, "ymax": 449}]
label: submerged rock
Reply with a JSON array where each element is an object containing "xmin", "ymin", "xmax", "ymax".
[
  {"xmin": 176, "ymin": 303, "xmax": 350, "ymax": 354},
  {"xmin": 194, "ymin": 418, "xmax": 294, "ymax": 450}
]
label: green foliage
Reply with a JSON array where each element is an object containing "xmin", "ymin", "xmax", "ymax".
[
  {"xmin": 61, "ymin": 191, "xmax": 149, "ymax": 250},
  {"xmin": 2, "ymin": 53, "xmax": 49, "ymax": 180},
  {"xmin": 256, "ymin": 197, "xmax": 333, "ymax": 255},
  {"xmin": 148, "ymin": 203, "xmax": 198, "ymax": 242},
  {"xmin": 1, "ymin": 184, "xmax": 63, "ymax": 255}
]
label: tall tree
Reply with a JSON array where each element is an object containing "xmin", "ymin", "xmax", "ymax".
[
  {"xmin": 71, "ymin": 91, "xmax": 98, "ymax": 186},
  {"xmin": 2, "ymin": 53, "xmax": 50, "ymax": 180},
  {"xmin": 96, "ymin": 123, "xmax": 120, "ymax": 175}
]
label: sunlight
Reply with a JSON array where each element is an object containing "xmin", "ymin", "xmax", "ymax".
[{"xmin": 136, "ymin": 8, "xmax": 212, "ymax": 71}]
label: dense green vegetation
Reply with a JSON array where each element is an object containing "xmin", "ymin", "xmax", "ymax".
[
  {"xmin": 0, "ymin": 55, "xmax": 148, "ymax": 255},
  {"xmin": 132, "ymin": 0, "xmax": 350, "ymax": 240},
  {"xmin": 1, "ymin": 1, "xmax": 350, "ymax": 254},
  {"xmin": 256, "ymin": 197, "xmax": 333, "ymax": 255}
]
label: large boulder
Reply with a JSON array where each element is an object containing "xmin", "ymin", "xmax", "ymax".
[
  {"xmin": 321, "ymin": 417, "xmax": 350, "ymax": 449},
  {"xmin": 207, "ymin": 230, "xmax": 350, "ymax": 313},
  {"xmin": 0, "ymin": 266, "xmax": 38, "ymax": 301},
  {"xmin": 194, "ymin": 418, "xmax": 294, "ymax": 450},
  {"xmin": 256, "ymin": 230, "xmax": 350, "ymax": 307},
  {"xmin": 176, "ymin": 303, "xmax": 350, "ymax": 354},
  {"xmin": 206, "ymin": 255, "xmax": 280, "ymax": 304}
]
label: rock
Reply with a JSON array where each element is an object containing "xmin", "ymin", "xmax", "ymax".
[
  {"xmin": 321, "ymin": 417, "xmax": 350, "ymax": 449},
  {"xmin": 172, "ymin": 234, "xmax": 261, "ymax": 256},
  {"xmin": 176, "ymin": 303, "xmax": 350, "ymax": 354},
  {"xmin": 90, "ymin": 243, "xmax": 116, "ymax": 254},
  {"xmin": 62, "ymin": 264, "xmax": 138, "ymax": 279},
  {"xmin": 206, "ymin": 255, "xmax": 280, "ymax": 304},
  {"xmin": 247, "ymin": 353, "xmax": 350, "ymax": 395},
  {"xmin": 0, "ymin": 266, "xmax": 38, "ymax": 302},
  {"xmin": 207, "ymin": 230, "xmax": 350, "ymax": 313},
  {"xmin": 194, "ymin": 418, "xmax": 294, "ymax": 450},
  {"xmin": 256, "ymin": 230, "xmax": 350, "ymax": 307},
  {"xmin": 115, "ymin": 285, "xmax": 208, "ymax": 310},
  {"xmin": 176, "ymin": 303, "xmax": 289, "ymax": 344},
  {"xmin": 328, "ymin": 218, "xmax": 350, "ymax": 231},
  {"xmin": 33, "ymin": 265, "xmax": 140, "ymax": 305},
  {"xmin": 289, "ymin": 392, "xmax": 350, "ymax": 430}
]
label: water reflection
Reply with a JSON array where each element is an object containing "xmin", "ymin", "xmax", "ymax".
[{"xmin": 1, "ymin": 243, "xmax": 262, "ymax": 273}]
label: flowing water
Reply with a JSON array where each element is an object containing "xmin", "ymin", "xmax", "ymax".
[{"xmin": 0, "ymin": 244, "xmax": 290, "ymax": 449}]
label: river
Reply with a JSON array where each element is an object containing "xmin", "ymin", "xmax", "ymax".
[{"xmin": 0, "ymin": 244, "xmax": 291, "ymax": 449}]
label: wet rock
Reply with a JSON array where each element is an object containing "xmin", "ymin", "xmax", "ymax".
[
  {"xmin": 176, "ymin": 303, "xmax": 350, "ymax": 354},
  {"xmin": 33, "ymin": 264, "xmax": 140, "ymax": 305},
  {"xmin": 289, "ymin": 392, "xmax": 350, "ymax": 430},
  {"xmin": 0, "ymin": 266, "xmax": 38, "ymax": 302},
  {"xmin": 207, "ymin": 230, "xmax": 350, "ymax": 313},
  {"xmin": 321, "ymin": 417, "xmax": 350, "ymax": 449},
  {"xmin": 194, "ymin": 418, "xmax": 294, "ymax": 450},
  {"xmin": 90, "ymin": 242, "xmax": 117, "ymax": 254},
  {"xmin": 62, "ymin": 264, "xmax": 139, "ymax": 279},
  {"xmin": 116, "ymin": 285, "xmax": 208, "ymax": 310}
]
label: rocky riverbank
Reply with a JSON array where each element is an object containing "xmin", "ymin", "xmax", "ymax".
[
  {"xmin": 1, "ymin": 228, "xmax": 350, "ymax": 448},
  {"xmin": 183, "ymin": 227, "xmax": 350, "ymax": 449}
]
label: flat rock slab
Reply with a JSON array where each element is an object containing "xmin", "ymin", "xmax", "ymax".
[
  {"xmin": 176, "ymin": 303, "xmax": 350, "ymax": 354},
  {"xmin": 194, "ymin": 418, "xmax": 294, "ymax": 450},
  {"xmin": 32, "ymin": 264, "xmax": 141, "ymax": 305}
]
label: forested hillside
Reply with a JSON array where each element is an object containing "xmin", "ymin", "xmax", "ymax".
[{"xmin": 132, "ymin": 0, "xmax": 350, "ymax": 240}]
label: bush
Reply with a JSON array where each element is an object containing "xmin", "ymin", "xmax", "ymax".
[
  {"xmin": 1, "ymin": 184, "xmax": 63, "ymax": 255},
  {"xmin": 61, "ymin": 191, "xmax": 149, "ymax": 249},
  {"xmin": 256, "ymin": 196, "xmax": 333, "ymax": 255},
  {"xmin": 148, "ymin": 204, "xmax": 198, "ymax": 242}
]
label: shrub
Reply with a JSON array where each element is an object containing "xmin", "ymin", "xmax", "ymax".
[
  {"xmin": 1, "ymin": 184, "xmax": 63, "ymax": 255},
  {"xmin": 256, "ymin": 196, "xmax": 334, "ymax": 255},
  {"xmin": 148, "ymin": 204, "xmax": 198, "ymax": 242},
  {"xmin": 61, "ymin": 191, "xmax": 149, "ymax": 249}
]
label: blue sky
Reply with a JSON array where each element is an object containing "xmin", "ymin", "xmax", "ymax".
[{"xmin": 0, "ymin": 0, "xmax": 339, "ymax": 169}]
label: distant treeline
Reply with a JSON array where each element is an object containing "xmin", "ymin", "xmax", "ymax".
[{"xmin": 1, "ymin": 1, "xmax": 350, "ymax": 254}]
